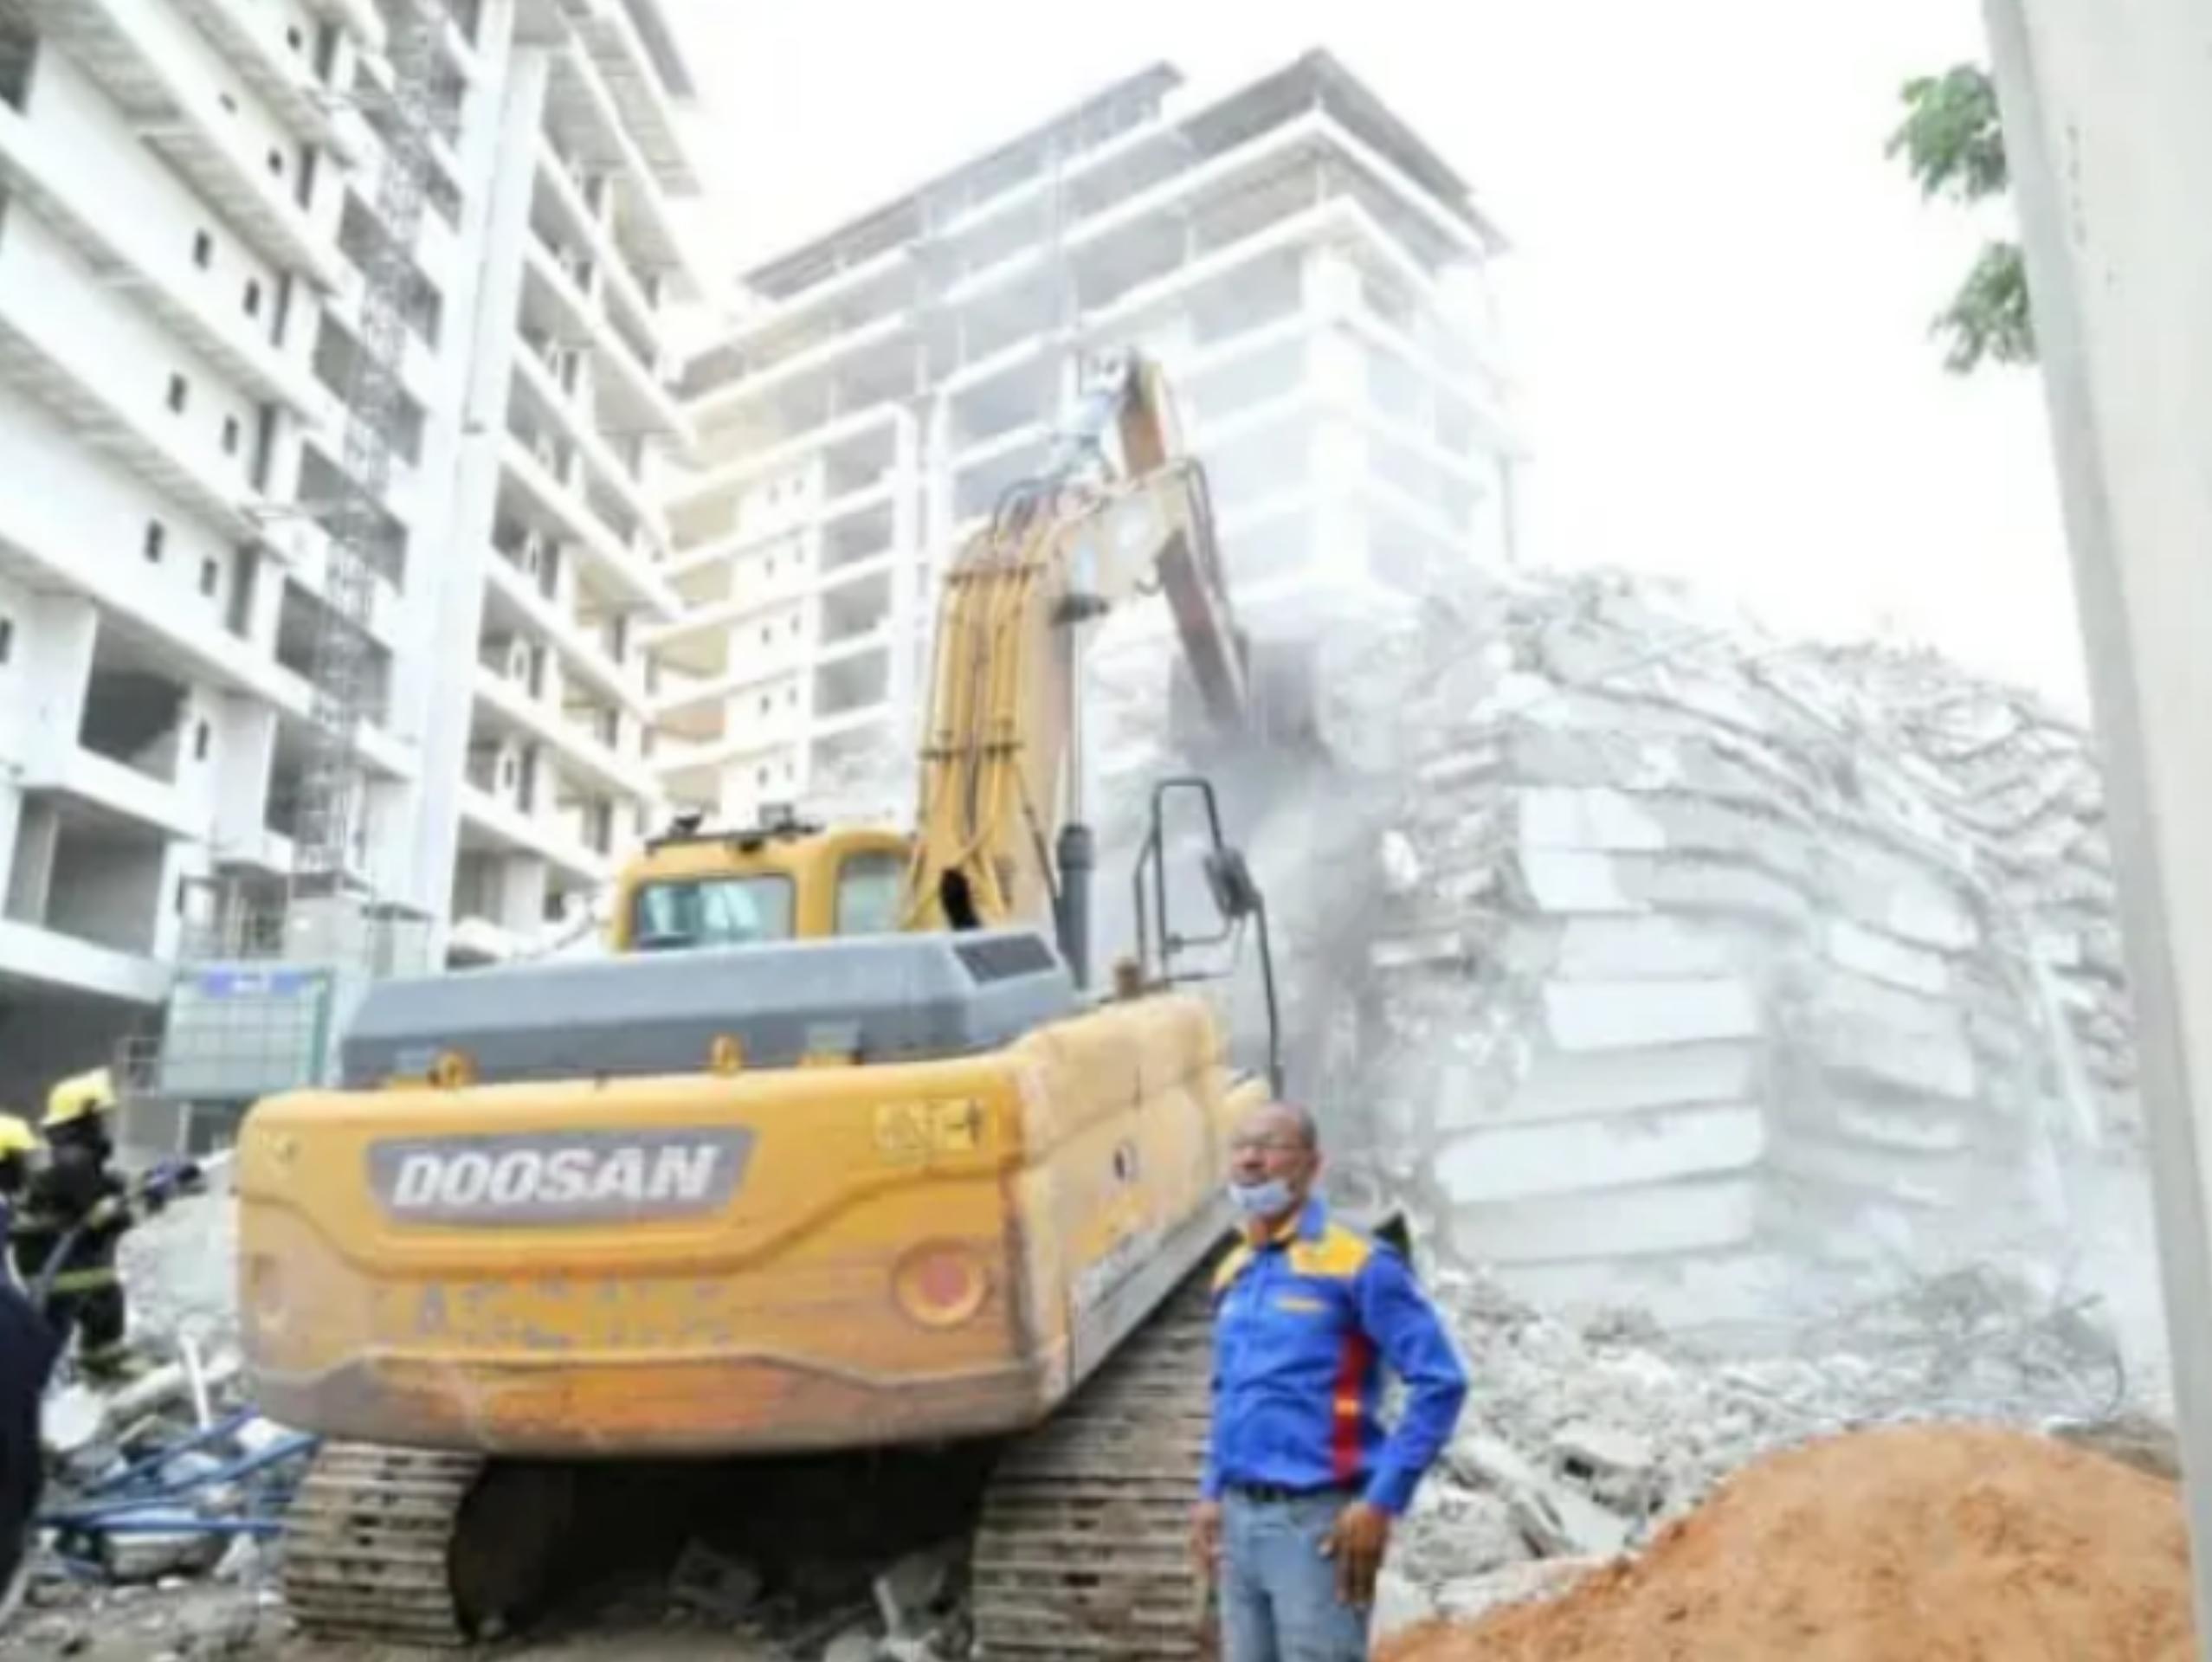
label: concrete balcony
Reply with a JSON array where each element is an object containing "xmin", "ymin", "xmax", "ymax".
[
  {"xmin": 0, "ymin": 916, "xmax": 168, "ymax": 1004},
  {"xmin": 472, "ymin": 665, "xmax": 654, "ymax": 804},
  {"xmin": 0, "ymin": 525, "xmax": 287, "ymax": 711},
  {"xmin": 258, "ymin": 660, "xmax": 417, "ymax": 782},
  {"xmin": 0, "ymin": 311, "xmax": 264, "ymax": 548},
  {"xmin": 283, "ymin": 521, "xmax": 407, "ymax": 648},
  {"xmin": 294, "ymin": 0, "xmax": 384, "ymax": 54},
  {"xmin": 509, "ymin": 341, "xmax": 673, "ymax": 546},
  {"xmin": 208, "ymin": 821, "xmax": 295, "ymax": 879},
  {"xmin": 456, "ymin": 780, "xmax": 611, "ymax": 884},
  {"xmin": 533, "ymin": 142, "xmax": 679, "ymax": 388},
  {"xmin": 481, "ymin": 546, "xmax": 651, "ymax": 719},
  {"xmin": 17, "ymin": 745, "xmax": 199, "ymax": 840},
  {"xmin": 14, "ymin": 0, "xmax": 345, "ymax": 287},
  {"xmin": 518, "ymin": 235, "xmax": 687, "ymax": 447},
  {"xmin": 164, "ymin": 0, "xmax": 364, "ymax": 160},
  {"xmin": 500, "ymin": 433, "xmax": 676, "ymax": 618},
  {"xmin": 0, "ymin": 105, "xmax": 326, "ymax": 422},
  {"xmin": 319, "ymin": 264, "xmax": 444, "ymax": 414},
  {"xmin": 541, "ymin": 48, "xmax": 689, "ymax": 280},
  {"xmin": 551, "ymin": 0, "xmax": 697, "ymax": 195}
]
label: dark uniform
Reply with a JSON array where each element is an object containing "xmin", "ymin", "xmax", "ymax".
[
  {"xmin": 0, "ymin": 1274, "xmax": 59, "ymax": 1605},
  {"xmin": 0, "ymin": 1114, "xmax": 34, "ymax": 1285},
  {"xmin": 8, "ymin": 1137, "xmax": 136, "ymax": 1372},
  {"xmin": 11, "ymin": 1069, "xmax": 145, "ymax": 1379}
]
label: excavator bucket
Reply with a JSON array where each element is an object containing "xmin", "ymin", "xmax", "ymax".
[
  {"xmin": 1161, "ymin": 632, "xmax": 1339, "ymax": 878},
  {"xmin": 1165, "ymin": 633, "xmax": 1330, "ymax": 759}
]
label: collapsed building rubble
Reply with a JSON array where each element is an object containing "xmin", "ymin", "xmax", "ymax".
[
  {"xmin": 1383, "ymin": 1421, "xmax": 2194, "ymax": 1662},
  {"xmin": 7, "ymin": 566, "xmax": 2172, "ymax": 1659},
  {"xmin": 10, "ymin": 1226, "xmax": 2137, "ymax": 1657},
  {"xmin": 1092, "ymin": 566, "xmax": 2148, "ymax": 1342},
  {"xmin": 1379, "ymin": 1257, "xmax": 2132, "ymax": 1633}
]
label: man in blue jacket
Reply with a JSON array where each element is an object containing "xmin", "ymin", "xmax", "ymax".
[{"xmin": 1192, "ymin": 1101, "xmax": 1468, "ymax": 1661}]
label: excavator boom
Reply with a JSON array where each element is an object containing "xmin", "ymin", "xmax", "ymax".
[{"xmin": 904, "ymin": 349, "xmax": 1305, "ymax": 956}]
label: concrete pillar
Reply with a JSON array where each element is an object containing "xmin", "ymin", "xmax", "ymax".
[
  {"xmin": 493, "ymin": 853, "xmax": 548, "ymax": 934},
  {"xmin": 21, "ymin": 595, "xmax": 96, "ymax": 774},
  {"xmin": 0, "ymin": 785, "xmax": 20, "ymax": 912},
  {"xmin": 211, "ymin": 695, "xmax": 279, "ymax": 853},
  {"xmin": 404, "ymin": 42, "xmax": 550, "ymax": 946},
  {"xmin": 1984, "ymin": 0, "xmax": 2212, "ymax": 1643},
  {"xmin": 5, "ymin": 800, "xmax": 57, "ymax": 924}
]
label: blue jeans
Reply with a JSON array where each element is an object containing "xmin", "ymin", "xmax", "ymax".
[{"xmin": 1219, "ymin": 1490, "xmax": 1371, "ymax": 1662}]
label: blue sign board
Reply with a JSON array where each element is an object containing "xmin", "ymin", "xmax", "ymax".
[{"xmin": 193, "ymin": 969, "xmax": 318, "ymax": 999}]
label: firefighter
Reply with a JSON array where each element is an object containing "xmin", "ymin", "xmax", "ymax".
[
  {"xmin": 0, "ymin": 1115, "xmax": 34, "ymax": 1295},
  {"xmin": 10, "ymin": 1068, "xmax": 144, "ymax": 1380}
]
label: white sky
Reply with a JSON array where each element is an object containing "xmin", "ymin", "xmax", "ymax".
[{"xmin": 667, "ymin": 0, "xmax": 2087, "ymax": 703}]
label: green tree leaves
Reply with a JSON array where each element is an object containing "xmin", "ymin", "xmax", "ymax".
[{"xmin": 1886, "ymin": 65, "xmax": 2034, "ymax": 372}]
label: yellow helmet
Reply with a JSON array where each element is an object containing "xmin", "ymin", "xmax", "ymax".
[
  {"xmin": 0, "ymin": 1113, "xmax": 35, "ymax": 1157},
  {"xmin": 42, "ymin": 1066, "xmax": 116, "ymax": 1130}
]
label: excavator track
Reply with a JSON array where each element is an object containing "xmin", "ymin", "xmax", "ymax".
[
  {"xmin": 276, "ymin": 1269, "xmax": 1222, "ymax": 1653},
  {"xmin": 971, "ymin": 1266, "xmax": 1218, "ymax": 1659},
  {"xmin": 281, "ymin": 1442, "xmax": 577, "ymax": 1647}
]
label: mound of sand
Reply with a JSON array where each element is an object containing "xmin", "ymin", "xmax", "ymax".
[{"xmin": 1381, "ymin": 1423, "xmax": 2194, "ymax": 1662}]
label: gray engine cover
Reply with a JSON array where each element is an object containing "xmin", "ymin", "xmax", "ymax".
[{"xmin": 339, "ymin": 928, "xmax": 1077, "ymax": 1086}]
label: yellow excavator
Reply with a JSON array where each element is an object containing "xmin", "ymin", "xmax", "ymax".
[{"xmin": 238, "ymin": 350, "xmax": 1321, "ymax": 1652}]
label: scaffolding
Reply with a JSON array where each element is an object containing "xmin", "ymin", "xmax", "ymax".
[{"xmin": 293, "ymin": 0, "xmax": 442, "ymax": 899}]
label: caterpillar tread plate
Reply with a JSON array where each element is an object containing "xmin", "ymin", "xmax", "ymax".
[{"xmin": 971, "ymin": 1271, "xmax": 1216, "ymax": 1659}]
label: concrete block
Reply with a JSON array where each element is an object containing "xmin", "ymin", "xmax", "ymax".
[
  {"xmin": 1483, "ymin": 1040, "xmax": 1761, "ymax": 1127},
  {"xmin": 1518, "ymin": 849, "xmax": 1646, "ymax": 914},
  {"xmin": 1448, "ymin": 1176, "xmax": 1760, "ymax": 1266},
  {"xmin": 1824, "ymin": 919, "xmax": 1951, "ymax": 995},
  {"xmin": 1433, "ymin": 1102, "xmax": 1765, "ymax": 1208},
  {"xmin": 1519, "ymin": 787, "xmax": 1669, "ymax": 854},
  {"xmin": 1552, "ymin": 916, "xmax": 1738, "ymax": 980},
  {"xmin": 1541, "ymin": 976, "xmax": 1760, "ymax": 1052}
]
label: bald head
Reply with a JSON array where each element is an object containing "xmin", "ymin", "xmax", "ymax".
[
  {"xmin": 1268, "ymin": 1101, "xmax": 1319, "ymax": 1150},
  {"xmin": 1229, "ymin": 1100, "xmax": 1322, "ymax": 1230}
]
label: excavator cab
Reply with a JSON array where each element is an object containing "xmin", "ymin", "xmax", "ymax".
[{"xmin": 605, "ymin": 806, "xmax": 915, "ymax": 950}]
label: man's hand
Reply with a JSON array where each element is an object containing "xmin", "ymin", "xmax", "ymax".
[
  {"xmin": 1320, "ymin": 1500, "xmax": 1391, "ymax": 1607},
  {"xmin": 1190, "ymin": 1500, "xmax": 1223, "ymax": 1582}
]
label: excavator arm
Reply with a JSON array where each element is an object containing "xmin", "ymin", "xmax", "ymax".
[{"xmin": 903, "ymin": 350, "xmax": 1278, "ymax": 943}]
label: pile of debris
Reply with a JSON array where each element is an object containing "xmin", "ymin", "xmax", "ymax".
[
  {"xmin": 1377, "ymin": 1255, "xmax": 2133, "ymax": 1631},
  {"xmin": 13, "ymin": 1210, "xmax": 2146, "ymax": 1656},
  {"xmin": 1092, "ymin": 566, "xmax": 2149, "ymax": 1341},
  {"xmin": 4, "ymin": 1344, "xmax": 310, "ymax": 1659},
  {"xmin": 1383, "ymin": 1422, "xmax": 2192, "ymax": 1661},
  {"xmin": 117, "ymin": 1163, "xmax": 238, "ymax": 1353}
]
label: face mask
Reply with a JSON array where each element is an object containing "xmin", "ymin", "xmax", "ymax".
[{"xmin": 1228, "ymin": 1177, "xmax": 1295, "ymax": 1219}]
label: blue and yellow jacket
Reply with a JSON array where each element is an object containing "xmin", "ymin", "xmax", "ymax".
[{"xmin": 1203, "ymin": 1195, "xmax": 1468, "ymax": 1516}]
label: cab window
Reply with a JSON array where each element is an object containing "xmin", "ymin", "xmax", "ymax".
[
  {"xmin": 835, "ymin": 852, "xmax": 904, "ymax": 936},
  {"xmin": 631, "ymin": 876, "xmax": 794, "ymax": 949}
]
